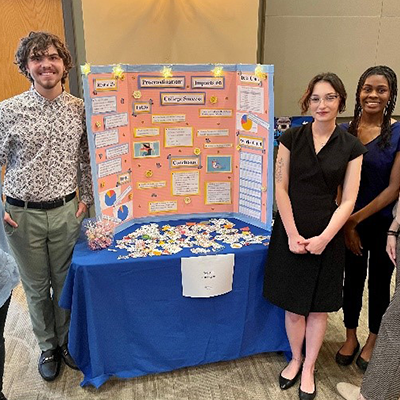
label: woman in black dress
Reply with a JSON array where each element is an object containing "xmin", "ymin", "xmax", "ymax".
[{"xmin": 264, "ymin": 73, "xmax": 366, "ymax": 399}]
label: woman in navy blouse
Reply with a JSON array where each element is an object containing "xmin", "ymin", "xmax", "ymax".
[{"xmin": 336, "ymin": 66, "xmax": 400, "ymax": 371}]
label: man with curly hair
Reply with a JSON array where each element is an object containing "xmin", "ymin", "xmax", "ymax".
[{"xmin": 0, "ymin": 31, "xmax": 93, "ymax": 381}]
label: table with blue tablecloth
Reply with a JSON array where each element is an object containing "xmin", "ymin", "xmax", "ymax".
[{"xmin": 60, "ymin": 218, "xmax": 290, "ymax": 388}]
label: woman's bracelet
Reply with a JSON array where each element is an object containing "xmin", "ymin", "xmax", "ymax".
[{"xmin": 387, "ymin": 230, "xmax": 399, "ymax": 237}]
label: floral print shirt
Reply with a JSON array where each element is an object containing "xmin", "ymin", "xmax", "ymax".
[{"xmin": 0, "ymin": 87, "xmax": 93, "ymax": 205}]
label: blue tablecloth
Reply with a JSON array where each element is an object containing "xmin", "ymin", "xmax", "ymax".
[{"xmin": 60, "ymin": 218, "xmax": 290, "ymax": 388}]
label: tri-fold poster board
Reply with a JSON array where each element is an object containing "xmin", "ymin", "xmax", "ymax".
[{"xmin": 82, "ymin": 64, "xmax": 274, "ymax": 233}]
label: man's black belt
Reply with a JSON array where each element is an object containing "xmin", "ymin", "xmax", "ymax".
[{"xmin": 6, "ymin": 192, "xmax": 76, "ymax": 210}]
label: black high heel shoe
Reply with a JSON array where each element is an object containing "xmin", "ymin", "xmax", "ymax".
[{"xmin": 279, "ymin": 360, "xmax": 303, "ymax": 390}]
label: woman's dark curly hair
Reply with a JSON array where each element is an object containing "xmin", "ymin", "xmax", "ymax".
[
  {"xmin": 348, "ymin": 65, "xmax": 397, "ymax": 148},
  {"xmin": 14, "ymin": 31, "xmax": 73, "ymax": 85}
]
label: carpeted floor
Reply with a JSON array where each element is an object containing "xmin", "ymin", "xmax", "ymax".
[{"xmin": 3, "ymin": 282, "xmax": 379, "ymax": 400}]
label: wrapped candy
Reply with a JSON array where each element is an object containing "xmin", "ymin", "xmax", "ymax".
[{"xmin": 84, "ymin": 215, "xmax": 120, "ymax": 250}]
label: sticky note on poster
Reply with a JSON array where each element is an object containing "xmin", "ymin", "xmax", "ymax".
[{"xmin": 181, "ymin": 254, "xmax": 235, "ymax": 298}]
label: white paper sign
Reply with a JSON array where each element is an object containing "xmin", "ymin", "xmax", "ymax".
[
  {"xmin": 104, "ymin": 113, "xmax": 128, "ymax": 129},
  {"xmin": 239, "ymin": 74, "xmax": 261, "ymax": 85},
  {"xmin": 181, "ymin": 254, "xmax": 235, "ymax": 298},
  {"xmin": 139, "ymin": 77, "xmax": 185, "ymax": 88},
  {"xmin": 106, "ymin": 143, "xmax": 129, "ymax": 159},
  {"xmin": 149, "ymin": 200, "xmax": 178, "ymax": 213},
  {"xmin": 206, "ymin": 182, "xmax": 231, "ymax": 204},
  {"xmin": 94, "ymin": 78, "xmax": 117, "ymax": 91},
  {"xmin": 238, "ymin": 135, "xmax": 264, "ymax": 150},
  {"xmin": 95, "ymin": 129, "xmax": 119, "ymax": 148},
  {"xmin": 152, "ymin": 114, "xmax": 186, "ymax": 123},
  {"xmin": 199, "ymin": 109, "xmax": 233, "ymax": 118},
  {"xmin": 248, "ymin": 112, "xmax": 270, "ymax": 130},
  {"xmin": 204, "ymin": 143, "xmax": 233, "ymax": 149},
  {"xmin": 137, "ymin": 181, "xmax": 166, "ymax": 189},
  {"xmin": 191, "ymin": 77, "xmax": 224, "ymax": 89},
  {"xmin": 92, "ymin": 96, "xmax": 117, "ymax": 114},
  {"xmin": 165, "ymin": 127, "xmax": 193, "ymax": 147},
  {"xmin": 161, "ymin": 92, "xmax": 205, "ymax": 105},
  {"xmin": 172, "ymin": 171, "xmax": 199, "ymax": 195},
  {"xmin": 98, "ymin": 158, "xmax": 122, "ymax": 178},
  {"xmin": 197, "ymin": 129, "xmax": 229, "ymax": 137},
  {"xmin": 134, "ymin": 127, "xmax": 160, "ymax": 137},
  {"xmin": 237, "ymin": 86, "xmax": 264, "ymax": 113}
]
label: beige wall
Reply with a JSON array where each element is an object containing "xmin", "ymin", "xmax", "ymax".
[
  {"xmin": 79, "ymin": 0, "xmax": 259, "ymax": 65},
  {"xmin": 262, "ymin": 0, "xmax": 400, "ymax": 117}
]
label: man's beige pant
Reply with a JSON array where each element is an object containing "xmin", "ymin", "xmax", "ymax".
[{"xmin": 4, "ymin": 198, "xmax": 83, "ymax": 351}]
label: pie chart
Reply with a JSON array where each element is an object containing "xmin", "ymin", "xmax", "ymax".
[
  {"xmin": 117, "ymin": 205, "xmax": 129, "ymax": 221},
  {"xmin": 241, "ymin": 114, "xmax": 252, "ymax": 130},
  {"xmin": 104, "ymin": 190, "xmax": 117, "ymax": 207}
]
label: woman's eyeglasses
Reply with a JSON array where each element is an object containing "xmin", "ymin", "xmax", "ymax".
[{"xmin": 309, "ymin": 94, "xmax": 339, "ymax": 104}]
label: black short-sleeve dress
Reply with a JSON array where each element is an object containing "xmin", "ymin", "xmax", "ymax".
[{"xmin": 263, "ymin": 123, "xmax": 367, "ymax": 316}]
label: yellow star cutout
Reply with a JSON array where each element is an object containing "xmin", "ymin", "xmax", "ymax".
[
  {"xmin": 112, "ymin": 64, "xmax": 125, "ymax": 80},
  {"xmin": 161, "ymin": 66, "xmax": 173, "ymax": 79},
  {"xmin": 81, "ymin": 63, "xmax": 91, "ymax": 76},
  {"xmin": 212, "ymin": 65, "xmax": 224, "ymax": 77},
  {"xmin": 254, "ymin": 64, "xmax": 266, "ymax": 80}
]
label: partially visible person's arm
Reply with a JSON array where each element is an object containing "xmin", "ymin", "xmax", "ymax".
[
  {"xmin": 346, "ymin": 152, "xmax": 400, "ymax": 255},
  {"xmin": 76, "ymin": 114, "xmax": 93, "ymax": 218},
  {"xmin": 0, "ymin": 104, "xmax": 18, "ymax": 228},
  {"xmin": 386, "ymin": 202, "xmax": 400, "ymax": 265}
]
